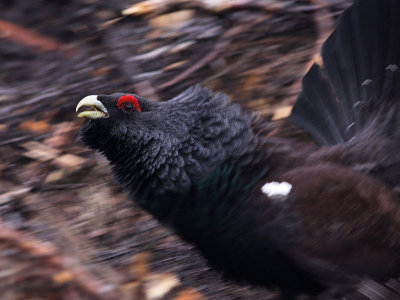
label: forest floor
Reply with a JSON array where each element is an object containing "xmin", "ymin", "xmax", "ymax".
[{"xmin": 1, "ymin": 1, "xmax": 382, "ymax": 299}]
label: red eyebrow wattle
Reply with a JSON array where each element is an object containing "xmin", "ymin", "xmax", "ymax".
[{"xmin": 117, "ymin": 95, "xmax": 141, "ymax": 111}]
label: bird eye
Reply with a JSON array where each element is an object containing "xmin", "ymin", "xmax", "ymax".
[
  {"xmin": 117, "ymin": 95, "xmax": 141, "ymax": 112},
  {"xmin": 121, "ymin": 102, "xmax": 135, "ymax": 113}
]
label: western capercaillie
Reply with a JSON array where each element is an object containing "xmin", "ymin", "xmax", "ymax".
[{"xmin": 76, "ymin": 0, "xmax": 400, "ymax": 298}]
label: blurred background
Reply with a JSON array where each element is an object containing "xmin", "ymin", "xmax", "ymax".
[{"xmin": 4, "ymin": 0, "xmax": 392, "ymax": 299}]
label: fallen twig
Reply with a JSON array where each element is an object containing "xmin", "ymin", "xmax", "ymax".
[
  {"xmin": 0, "ymin": 19, "xmax": 63, "ymax": 52},
  {"xmin": 161, "ymin": 25, "xmax": 247, "ymax": 88}
]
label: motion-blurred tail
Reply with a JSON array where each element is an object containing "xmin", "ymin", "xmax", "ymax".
[{"xmin": 291, "ymin": 0, "xmax": 400, "ymax": 145}]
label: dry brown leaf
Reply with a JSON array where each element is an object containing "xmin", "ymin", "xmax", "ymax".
[
  {"xmin": 173, "ymin": 288, "xmax": 206, "ymax": 300},
  {"xmin": 149, "ymin": 10, "xmax": 195, "ymax": 29},
  {"xmin": 19, "ymin": 120, "xmax": 51, "ymax": 133},
  {"xmin": 122, "ymin": 1, "xmax": 158, "ymax": 16},
  {"xmin": 21, "ymin": 141, "xmax": 60, "ymax": 161},
  {"xmin": 143, "ymin": 273, "xmax": 180, "ymax": 300},
  {"xmin": 53, "ymin": 154, "xmax": 86, "ymax": 170},
  {"xmin": 23, "ymin": 148, "xmax": 58, "ymax": 161},
  {"xmin": 52, "ymin": 270, "xmax": 75, "ymax": 284},
  {"xmin": 131, "ymin": 252, "xmax": 151, "ymax": 278},
  {"xmin": 272, "ymin": 105, "xmax": 292, "ymax": 120},
  {"xmin": 45, "ymin": 169, "xmax": 66, "ymax": 183}
]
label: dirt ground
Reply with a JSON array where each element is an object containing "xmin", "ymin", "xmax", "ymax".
[{"xmin": 3, "ymin": 0, "xmax": 394, "ymax": 299}]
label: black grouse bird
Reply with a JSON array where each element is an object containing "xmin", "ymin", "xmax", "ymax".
[{"xmin": 76, "ymin": 0, "xmax": 400, "ymax": 298}]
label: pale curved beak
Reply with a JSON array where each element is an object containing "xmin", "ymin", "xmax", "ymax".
[{"xmin": 76, "ymin": 95, "xmax": 109, "ymax": 119}]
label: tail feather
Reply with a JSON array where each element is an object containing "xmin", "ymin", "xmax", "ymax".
[{"xmin": 291, "ymin": 0, "xmax": 400, "ymax": 145}]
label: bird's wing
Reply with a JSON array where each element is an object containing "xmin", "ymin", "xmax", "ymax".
[
  {"xmin": 261, "ymin": 163, "xmax": 400, "ymax": 283},
  {"xmin": 291, "ymin": 0, "xmax": 400, "ymax": 145}
]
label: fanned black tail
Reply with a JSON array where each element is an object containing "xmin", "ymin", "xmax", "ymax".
[{"xmin": 291, "ymin": 0, "xmax": 400, "ymax": 145}]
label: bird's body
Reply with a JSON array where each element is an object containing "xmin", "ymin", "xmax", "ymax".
[{"xmin": 76, "ymin": 0, "xmax": 400, "ymax": 298}]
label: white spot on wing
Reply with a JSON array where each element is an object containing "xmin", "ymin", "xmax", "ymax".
[
  {"xmin": 386, "ymin": 64, "xmax": 398, "ymax": 72},
  {"xmin": 261, "ymin": 181, "xmax": 292, "ymax": 198},
  {"xmin": 362, "ymin": 79, "xmax": 372, "ymax": 86}
]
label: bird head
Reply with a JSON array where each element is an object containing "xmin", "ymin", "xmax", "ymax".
[{"xmin": 76, "ymin": 86, "xmax": 260, "ymax": 197}]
